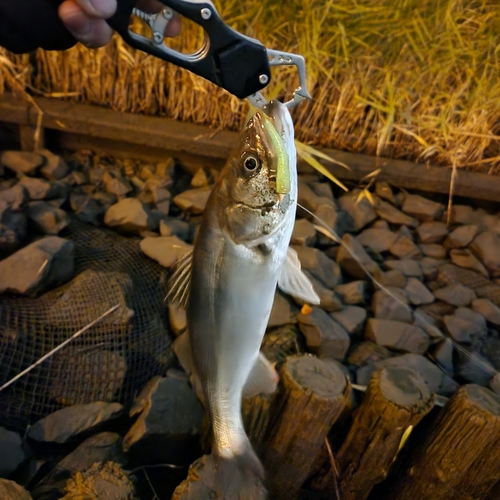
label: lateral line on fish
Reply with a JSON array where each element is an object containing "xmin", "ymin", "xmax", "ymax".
[{"xmin": 297, "ymin": 203, "xmax": 500, "ymax": 380}]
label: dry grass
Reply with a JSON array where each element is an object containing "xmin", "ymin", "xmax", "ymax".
[{"xmin": 1, "ymin": 0, "xmax": 500, "ymax": 172}]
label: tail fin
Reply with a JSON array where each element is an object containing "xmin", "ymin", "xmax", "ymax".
[{"xmin": 208, "ymin": 441, "xmax": 268, "ymax": 500}]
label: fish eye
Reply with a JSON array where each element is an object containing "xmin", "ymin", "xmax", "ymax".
[{"xmin": 244, "ymin": 156, "xmax": 259, "ymax": 172}]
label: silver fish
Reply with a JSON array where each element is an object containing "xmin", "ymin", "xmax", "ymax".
[{"xmin": 168, "ymin": 100, "xmax": 319, "ymax": 498}]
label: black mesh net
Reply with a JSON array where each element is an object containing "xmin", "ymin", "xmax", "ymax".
[{"xmin": 0, "ymin": 217, "xmax": 173, "ymax": 430}]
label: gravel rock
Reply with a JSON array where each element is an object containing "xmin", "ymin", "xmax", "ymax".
[
  {"xmin": 389, "ymin": 227, "xmax": 422, "ymax": 259},
  {"xmin": 302, "ymin": 272, "xmax": 342, "ymax": 312},
  {"xmin": 190, "ymin": 167, "xmax": 213, "ymax": 188},
  {"xmin": 70, "ymin": 192, "xmax": 105, "ymax": 224},
  {"xmin": 104, "ymin": 198, "xmax": 156, "ymax": 234},
  {"xmin": 420, "ymin": 257, "xmax": 447, "ymax": 280},
  {"xmin": 123, "ymin": 376, "xmax": 204, "ymax": 465},
  {"xmin": 357, "ymin": 227, "xmax": 398, "ymax": 253},
  {"xmin": 431, "ymin": 340, "xmax": 454, "ymax": 374},
  {"xmin": 297, "ymin": 179, "xmax": 323, "ymax": 213},
  {"xmin": 376, "ymin": 199, "xmax": 418, "ymax": 227},
  {"xmin": 377, "ymin": 269, "xmax": 407, "ymax": 288},
  {"xmin": 291, "ymin": 219, "xmax": 317, "ymax": 246},
  {"xmin": 402, "ymin": 194, "xmax": 444, "ymax": 221},
  {"xmin": 28, "ymin": 402, "xmax": 123, "ymax": 444},
  {"xmin": 443, "ymin": 307, "xmax": 487, "ymax": 343},
  {"xmin": 18, "ymin": 176, "xmax": 63, "ymax": 200},
  {"xmin": 102, "ymin": 171, "xmax": 133, "ymax": 197},
  {"xmin": 0, "ymin": 200, "xmax": 27, "ymax": 251},
  {"xmin": 338, "ymin": 191, "xmax": 377, "ymax": 231},
  {"xmin": 167, "ymin": 303, "xmax": 187, "ymax": 336},
  {"xmin": 336, "ymin": 233, "xmax": 380, "ymax": 279},
  {"xmin": 420, "ymin": 243, "xmax": 446, "ymax": 259},
  {"xmin": 292, "ymin": 245, "xmax": 342, "ymax": 289},
  {"xmin": 444, "ymin": 224, "xmax": 477, "ymax": 249},
  {"xmin": 0, "ymin": 428, "xmax": 27, "ymax": 478},
  {"xmin": 159, "ymin": 218, "xmax": 190, "ymax": 241},
  {"xmin": 1, "ymin": 151, "xmax": 44, "ymax": 176},
  {"xmin": 173, "ymin": 187, "xmax": 211, "ymax": 214},
  {"xmin": 471, "ymin": 298, "xmax": 500, "ymax": 326},
  {"xmin": 405, "ymin": 277, "xmax": 435, "ymax": 306},
  {"xmin": 346, "ymin": 341, "xmax": 392, "ymax": 367},
  {"xmin": 416, "ymin": 221, "xmax": 448, "ymax": 244},
  {"xmin": 365, "ymin": 319, "xmax": 429, "ymax": 354},
  {"xmin": 0, "ymin": 236, "xmax": 74, "ymax": 296},
  {"xmin": 0, "ymin": 184, "xmax": 28, "ymax": 211},
  {"xmin": 331, "ymin": 306, "xmax": 367, "ymax": 335},
  {"xmin": 39, "ymin": 149, "xmax": 69, "ymax": 180},
  {"xmin": 297, "ymin": 307, "xmax": 350, "ymax": 361},
  {"xmin": 449, "ymin": 205, "xmax": 473, "ymax": 225},
  {"xmin": 385, "ymin": 259, "xmax": 423, "ymax": 279},
  {"xmin": 149, "ymin": 185, "xmax": 171, "ymax": 215},
  {"xmin": 27, "ymin": 201, "xmax": 70, "ymax": 235},
  {"xmin": 375, "ymin": 182, "xmax": 396, "ymax": 205},
  {"xmin": 334, "ymin": 280, "xmax": 367, "ymax": 305},
  {"xmin": 140, "ymin": 235, "xmax": 192, "ymax": 269},
  {"xmin": 456, "ymin": 349, "xmax": 495, "ymax": 386},
  {"xmin": 372, "ymin": 288, "xmax": 413, "ymax": 323},
  {"xmin": 449, "ymin": 248, "xmax": 488, "ymax": 276},
  {"xmin": 469, "ymin": 231, "xmax": 500, "ymax": 277},
  {"xmin": 314, "ymin": 203, "xmax": 349, "ymax": 243},
  {"xmin": 0, "ymin": 479, "xmax": 32, "ymax": 500},
  {"xmin": 434, "ymin": 283, "xmax": 477, "ymax": 307},
  {"xmin": 269, "ymin": 291, "xmax": 298, "ymax": 327}
]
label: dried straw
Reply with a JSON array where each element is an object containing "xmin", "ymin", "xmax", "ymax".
[{"xmin": 1, "ymin": 0, "xmax": 500, "ymax": 172}]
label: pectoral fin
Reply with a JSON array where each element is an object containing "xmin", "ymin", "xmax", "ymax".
[
  {"xmin": 242, "ymin": 353, "xmax": 279, "ymax": 398},
  {"xmin": 166, "ymin": 250, "xmax": 193, "ymax": 309},
  {"xmin": 278, "ymin": 247, "xmax": 321, "ymax": 305}
]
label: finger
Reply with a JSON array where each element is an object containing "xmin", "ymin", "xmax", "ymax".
[
  {"xmin": 70, "ymin": 0, "xmax": 116, "ymax": 18},
  {"xmin": 59, "ymin": 1, "xmax": 114, "ymax": 47},
  {"xmin": 136, "ymin": 0, "xmax": 182, "ymax": 37}
]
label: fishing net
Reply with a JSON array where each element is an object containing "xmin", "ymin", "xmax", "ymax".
[{"xmin": 0, "ymin": 217, "xmax": 173, "ymax": 431}]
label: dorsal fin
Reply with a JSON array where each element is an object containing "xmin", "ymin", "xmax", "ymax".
[{"xmin": 166, "ymin": 250, "xmax": 193, "ymax": 309}]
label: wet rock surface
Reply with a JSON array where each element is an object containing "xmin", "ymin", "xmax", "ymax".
[{"xmin": 2, "ymin": 147, "xmax": 500, "ymax": 498}]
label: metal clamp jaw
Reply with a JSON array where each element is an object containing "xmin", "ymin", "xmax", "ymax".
[{"xmin": 108, "ymin": 0, "xmax": 312, "ymax": 109}]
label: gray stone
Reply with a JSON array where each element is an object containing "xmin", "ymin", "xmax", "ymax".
[
  {"xmin": 331, "ymin": 306, "xmax": 367, "ymax": 335},
  {"xmin": 450, "ymin": 249, "xmax": 488, "ymax": 277},
  {"xmin": 402, "ymin": 194, "xmax": 444, "ymax": 221},
  {"xmin": 102, "ymin": 171, "xmax": 133, "ymax": 197},
  {"xmin": 140, "ymin": 235, "xmax": 192, "ymax": 269},
  {"xmin": 159, "ymin": 218, "xmax": 190, "ymax": 241},
  {"xmin": 62, "ymin": 170, "xmax": 89, "ymax": 186},
  {"xmin": 92, "ymin": 190, "xmax": 117, "ymax": 210},
  {"xmin": 297, "ymin": 179, "xmax": 322, "ymax": 213},
  {"xmin": 420, "ymin": 243, "xmax": 446, "ymax": 259},
  {"xmin": 0, "ymin": 479, "xmax": 32, "ymax": 500},
  {"xmin": 413, "ymin": 307, "xmax": 444, "ymax": 340},
  {"xmin": 490, "ymin": 374, "xmax": 500, "ymax": 396},
  {"xmin": 28, "ymin": 402, "xmax": 123, "ymax": 444},
  {"xmin": 269, "ymin": 291, "xmax": 298, "ymax": 327},
  {"xmin": 70, "ymin": 192, "xmax": 104, "ymax": 224},
  {"xmin": 376, "ymin": 199, "xmax": 418, "ymax": 227},
  {"xmin": 471, "ymin": 298, "xmax": 500, "ymax": 326},
  {"xmin": 0, "ymin": 236, "xmax": 74, "ymax": 296},
  {"xmin": 168, "ymin": 303, "xmax": 187, "ymax": 337},
  {"xmin": 444, "ymin": 224, "xmax": 477, "ymax": 249},
  {"xmin": 416, "ymin": 221, "xmax": 448, "ymax": 244},
  {"xmin": 302, "ymin": 271, "xmax": 342, "ymax": 312},
  {"xmin": 357, "ymin": 227, "xmax": 398, "ymax": 253},
  {"xmin": 150, "ymin": 185, "xmax": 171, "ymax": 215},
  {"xmin": 0, "ymin": 184, "xmax": 27, "ymax": 211},
  {"xmin": 470, "ymin": 231, "xmax": 500, "ymax": 277},
  {"xmin": 347, "ymin": 341, "xmax": 392, "ymax": 367},
  {"xmin": 385, "ymin": 259, "xmax": 423, "ymax": 280},
  {"xmin": 123, "ymin": 376, "xmax": 204, "ymax": 465},
  {"xmin": 444, "ymin": 307, "xmax": 487, "ymax": 343},
  {"xmin": 27, "ymin": 201, "xmax": 70, "ymax": 235},
  {"xmin": 434, "ymin": 284, "xmax": 477, "ymax": 307},
  {"xmin": 291, "ymin": 219, "xmax": 317, "ymax": 246},
  {"xmin": 456, "ymin": 350, "xmax": 494, "ymax": 386},
  {"xmin": 314, "ymin": 204, "xmax": 348, "ymax": 242},
  {"xmin": 365, "ymin": 319, "xmax": 429, "ymax": 354},
  {"xmin": 0, "ymin": 428, "xmax": 26, "ymax": 478},
  {"xmin": 449, "ymin": 205, "xmax": 474, "ymax": 225},
  {"xmin": 336, "ymin": 233, "xmax": 380, "ymax": 279},
  {"xmin": 18, "ymin": 176, "xmax": 62, "ymax": 200},
  {"xmin": 372, "ymin": 288, "xmax": 413, "ymax": 323},
  {"xmin": 432, "ymin": 340, "xmax": 454, "ymax": 374},
  {"xmin": 334, "ymin": 281, "xmax": 367, "ymax": 305},
  {"xmin": 104, "ymin": 198, "xmax": 156, "ymax": 234},
  {"xmin": 405, "ymin": 277, "xmax": 435, "ymax": 306},
  {"xmin": 376, "ymin": 269, "xmax": 407, "ymax": 288},
  {"xmin": 1, "ymin": 151, "xmax": 44, "ymax": 176},
  {"xmin": 389, "ymin": 227, "xmax": 422, "ymax": 259},
  {"xmin": 375, "ymin": 182, "xmax": 396, "ymax": 205},
  {"xmin": 292, "ymin": 245, "xmax": 342, "ymax": 289},
  {"xmin": 371, "ymin": 220, "xmax": 390, "ymax": 230},
  {"xmin": 173, "ymin": 187, "xmax": 211, "ymax": 214},
  {"xmin": 338, "ymin": 191, "xmax": 377, "ymax": 231},
  {"xmin": 420, "ymin": 257, "xmax": 447, "ymax": 281},
  {"xmin": 297, "ymin": 308, "xmax": 350, "ymax": 361},
  {"xmin": 191, "ymin": 167, "xmax": 213, "ymax": 188},
  {"xmin": 309, "ymin": 181, "xmax": 334, "ymax": 202},
  {"xmin": 0, "ymin": 200, "xmax": 27, "ymax": 252},
  {"xmin": 39, "ymin": 149, "xmax": 69, "ymax": 180},
  {"xmin": 156, "ymin": 157, "xmax": 176, "ymax": 181}
]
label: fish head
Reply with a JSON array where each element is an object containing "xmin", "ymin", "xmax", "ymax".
[{"xmin": 219, "ymin": 100, "xmax": 297, "ymax": 244}]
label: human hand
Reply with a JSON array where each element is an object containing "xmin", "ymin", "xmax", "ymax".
[{"xmin": 58, "ymin": 0, "xmax": 182, "ymax": 48}]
